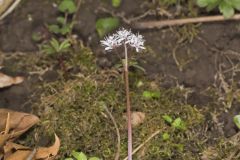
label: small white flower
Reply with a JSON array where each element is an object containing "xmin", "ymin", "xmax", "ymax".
[
  {"xmin": 100, "ymin": 28, "xmax": 145, "ymax": 52},
  {"xmin": 126, "ymin": 33, "xmax": 145, "ymax": 52},
  {"xmin": 100, "ymin": 34, "xmax": 120, "ymax": 51},
  {"xmin": 116, "ymin": 28, "xmax": 132, "ymax": 44}
]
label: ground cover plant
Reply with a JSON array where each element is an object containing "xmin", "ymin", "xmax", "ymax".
[{"xmin": 1, "ymin": 0, "xmax": 240, "ymax": 160}]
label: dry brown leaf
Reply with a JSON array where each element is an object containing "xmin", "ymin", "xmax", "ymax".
[
  {"xmin": 35, "ymin": 134, "xmax": 60, "ymax": 160},
  {"xmin": 5, "ymin": 150, "xmax": 32, "ymax": 160},
  {"xmin": 0, "ymin": 109, "xmax": 39, "ymax": 140},
  {"xmin": 3, "ymin": 142, "xmax": 32, "ymax": 160},
  {"xmin": 201, "ymin": 146, "xmax": 218, "ymax": 160},
  {"xmin": 123, "ymin": 112, "xmax": 146, "ymax": 127},
  {"xmin": 0, "ymin": 113, "xmax": 11, "ymax": 148},
  {"xmin": 0, "ymin": 134, "xmax": 10, "ymax": 148},
  {"xmin": 0, "ymin": 72, "xmax": 24, "ymax": 88},
  {"xmin": 131, "ymin": 112, "xmax": 146, "ymax": 127},
  {"xmin": 3, "ymin": 135, "xmax": 60, "ymax": 160}
]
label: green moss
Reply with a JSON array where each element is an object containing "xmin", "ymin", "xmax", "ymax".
[{"xmin": 33, "ymin": 63, "xmax": 209, "ymax": 159}]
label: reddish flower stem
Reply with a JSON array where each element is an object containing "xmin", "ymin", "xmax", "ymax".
[{"xmin": 124, "ymin": 43, "xmax": 132, "ymax": 160}]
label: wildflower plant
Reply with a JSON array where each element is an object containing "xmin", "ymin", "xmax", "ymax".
[{"xmin": 101, "ymin": 28, "xmax": 145, "ymax": 160}]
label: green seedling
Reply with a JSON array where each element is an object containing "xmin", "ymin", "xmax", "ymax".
[
  {"xmin": 172, "ymin": 118, "xmax": 186, "ymax": 130},
  {"xmin": 58, "ymin": 0, "xmax": 77, "ymax": 14},
  {"xmin": 162, "ymin": 115, "xmax": 173, "ymax": 124},
  {"xmin": 162, "ymin": 132, "xmax": 170, "ymax": 141},
  {"xmin": 47, "ymin": 0, "xmax": 77, "ymax": 36},
  {"xmin": 197, "ymin": 0, "xmax": 240, "ymax": 18},
  {"xmin": 42, "ymin": 38, "xmax": 71, "ymax": 55},
  {"xmin": 112, "ymin": 0, "xmax": 121, "ymax": 7},
  {"xmin": 42, "ymin": 38, "xmax": 71, "ymax": 71},
  {"xmin": 65, "ymin": 151, "xmax": 101, "ymax": 160},
  {"xmin": 234, "ymin": 114, "xmax": 240, "ymax": 129},
  {"xmin": 142, "ymin": 90, "xmax": 161, "ymax": 99},
  {"xmin": 96, "ymin": 17, "xmax": 119, "ymax": 38},
  {"xmin": 163, "ymin": 115, "xmax": 186, "ymax": 130}
]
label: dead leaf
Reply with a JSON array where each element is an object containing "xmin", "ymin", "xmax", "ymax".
[
  {"xmin": 201, "ymin": 146, "xmax": 218, "ymax": 160},
  {"xmin": 0, "ymin": 109, "xmax": 39, "ymax": 140},
  {"xmin": 0, "ymin": 134, "xmax": 10, "ymax": 148},
  {"xmin": 3, "ymin": 142, "xmax": 32, "ymax": 160},
  {"xmin": 0, "ymin": 109, "xmax": 59, "ymax": 160},
  {"xmin": 124, "ymin": 112, "xmax": 146, "ymax": 127},
  {"xmin": 35, "ymin": 134, "xmax": 60, "ymax": 160},
  {"xmin": 0, "ymin": 72, "xmax": 24, "ymax": 88},
  {"xmin": 131, "ymin": 112, "xmax": 146, "ymax": 127},
  {"xmin": 0, "ymin": 113, "xmax": 11, "ymax": 147},
  {"xmin": 3, "ymin": 134, "xmax": 60, "ymax": 160}
]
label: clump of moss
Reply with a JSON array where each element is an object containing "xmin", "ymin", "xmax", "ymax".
[{"xmin": 32, "ymin": 57, "xmax": 209, "ymax": 160}]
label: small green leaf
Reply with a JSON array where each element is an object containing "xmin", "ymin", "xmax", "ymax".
[
  {"xmin": 112, "ymin": 0, "xmax": 121, "ymax": 8},
  {"xmin": 42, "ymin": 44, "xmax": 55, "ymax": 55},
  {"xmin": 71, "ymin": 151, "xmax": 87, "ymax": 160},
  {"xmin": 32, "ymin": 32, "xmax": 42, "ymax": 42},
  {"xmin": 173, "ymin": 144, "xmax": 184, "ymax": 152},
  {"xmin": 57, "ymin": 16, "xmax": 65, "ymax": 24},
  {"xmin": 59, "ymin": 40, "xmax": 71, "ymax": 51},
  {"xmin": 48, "ymin": 25, "xmax": 61, "ymax": 34},
  {"xmin": 196, "ymin": 0, "xmax": 209, "ymax": 7},
  {"xmin": 162, "ymin": 132, "xmax": 170, "ymax": 141},
  {"xmin": 96, "ymin": 17, "xmax": 120, "ymax": 38},
  {"xmin": 58, "ymin": 0, "xmax": 77, "ymax": 14},
  {"xmin": 142, "ymin": 91, "xmax": 160, "ymax": 99},
  {"xmin": 219, "ymin": 1, "xmax": 235, "ymax": 18},
  {"xmin": 172, "ymin": 118, "xmax": 186, "ymax": 130},
  {"xmin": 89, "ymin": 157, "xmax": 101, "ymax": 160},
  {"xmin": 65, "ymin": 158, "xmax": 74, "ymax": 160},
  {"xmin": 206, "ymin": 1, "xmax": 219, "ymax": 11},
  {"xmin": 162, "ymin": 115, "xmax": 173, "ymax": 124},
  {"xmin": 50, "ymin": 38, "xmax": 60, "ymax": 52},
  {"xmin": 230, "ymin": 0, "xmax": 240, "ymax": 10},
  {"xmin": 234, "ymin": 115, "xmax": 240, "ymax": 129},
  {"xmin": 60, "ymin": 25, "xmax": 71, "ymax": 35}
]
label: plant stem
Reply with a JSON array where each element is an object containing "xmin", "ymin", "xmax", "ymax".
[
  {"xmin": 124, "ymin": 43, "xmax": 132, "ymax": 160},
  {"xmin": 133, "ymin": 14, "xmax": 240, "ymax": 29}
]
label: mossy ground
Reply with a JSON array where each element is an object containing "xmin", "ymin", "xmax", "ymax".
[{"xmin": 6, "ymin": 46, "xmax": 232, "ymax": 160}]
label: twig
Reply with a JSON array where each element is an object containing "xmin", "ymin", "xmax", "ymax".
[
  {"xmin": 104, "ymin": 106, "xmax": 121, "ymax": 160},
  {"xmin": 172, "ymin": 46, "xmax": 182, "ymax": 72},
  {"xmin": 72, "ymin": 0, "xmax": 81, "ymax": 23},
  {"xmin": 26, "ymin": 148, "xmax": 37, "ymax": 160},
  {"xmin": 0, "ymin": 0, "xmax": 22, "ymax": 20},
  {"xmin": 123, "ymin": 130, "xmax": 161, "ymax": 160},
  {"xmin": 133, "ymin": 14, "xmax": 240, "ymax": 29}
]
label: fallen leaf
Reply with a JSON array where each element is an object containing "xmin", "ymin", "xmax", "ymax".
[
  {"xmin": 131, "ymin": 112, "xmax": 146, "ymax": 127},
  {"xmin": 3, "ymin": 134, "xmax": 60, "ymax": 160},
  {"xmin": 0, "ymin": 134, "xmax": 10, "ymax": 148},
  {"xmin": 5, "ymin": 150, "xmax": 32, "ymax": 160},
  {"xmin": 124, "ymin": 112, "xmax": 146, "ymax": 127},
  {"xmin": 0, "ymin": 72, "xmax": 24, "ymax": 88},
  {"xmin": 0, "ymin": 113, "xmax": 11, "ymax": 147},
  {"xmin": 35, "ymin": 134, "xmax": 60, "ymax": 160},
  {"xmin": 0, "ymin": 109, "xmax": 39, "ymax": 140},
  {"xmin": 201, "ymin": 146, "xmax": 218, "ymax": 160},
  {"xmin": 3, "ymin": 142, "xmax": 32, "ymax": 160}
]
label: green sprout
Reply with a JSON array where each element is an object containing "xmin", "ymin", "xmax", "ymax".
[
  {"xmin": 197, "ymin": 0, "xmax": 240, "ymax": 18},
  {"xmin": 65, "ymin": 151, "xmax": 101, "ymax": 160}
]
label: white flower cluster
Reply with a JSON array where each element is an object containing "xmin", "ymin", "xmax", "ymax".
[{"xmin": 100, "ymin": 28, "xmax": 145, "ymax": 52}]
